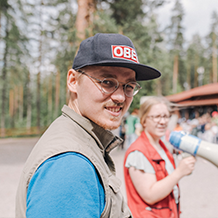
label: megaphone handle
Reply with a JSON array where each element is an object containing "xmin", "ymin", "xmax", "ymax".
[
  {"xmin": 181, "ymin": 152, "xmax": 193, "ymax": 175},
  {"xmin": 181, "ymin": 152, "xmax": 192, "ymax": 159}
]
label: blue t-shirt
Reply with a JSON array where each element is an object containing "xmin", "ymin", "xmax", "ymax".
[{"xmin": 26, "ymin": 152, "xmax": 105, "ymax": 218}]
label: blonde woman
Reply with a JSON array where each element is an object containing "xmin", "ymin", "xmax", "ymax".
[{"xmin": 124, "ymin": 96, "xmax": 196, "ymax": 218}]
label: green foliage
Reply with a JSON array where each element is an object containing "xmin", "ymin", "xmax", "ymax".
[
  {"xmin": 166, "ymin": 0, "xmax": 185, "ymax": 54},
  {"xmin": 0, "ymin": 0, "xmax": 10, "ymax": 12},
  {"xmin": 1, "ymin": 0, "xmax": 218, "ymax": 136},
  {"xmin": 107, "ymin": 0, "xmax": 144, "ymax": 26},
  {"xmin": 0, "ymin": 0, "xmax": 29, "ymax": 133},
  {"xmin": 204, "ymin": 11, "xmax": 218, "ymax": 83},
  {"xmin": 93, "ymin": 10, "xmax": 119, "ymax": 34},
  {"xmin": 186, "ymin": 34, "xmax": 207, "ymax": 88}
]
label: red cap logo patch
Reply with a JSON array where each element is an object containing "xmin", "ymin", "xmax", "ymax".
[{"xmin": 111, "ymin": 45, "xmax": 139, "ymax": 63}]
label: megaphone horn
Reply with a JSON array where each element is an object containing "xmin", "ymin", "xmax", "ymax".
[{"xmin": 169, "ymin": 131, "xmax": 218, "ymax": 168}]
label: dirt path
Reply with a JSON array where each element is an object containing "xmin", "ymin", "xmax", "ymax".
[{"xmin": 1, "ymin": 137, "xmax": 218, "ymax": 218}]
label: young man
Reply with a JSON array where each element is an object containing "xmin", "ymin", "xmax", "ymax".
[{"xmin": 16, "ymin": 33, "xmax": 161, "ymax": 218}]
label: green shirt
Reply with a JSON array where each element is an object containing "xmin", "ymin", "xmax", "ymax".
[{"xmin": 126, "ymin": 115, "xmax": 140, "ymax": 135}]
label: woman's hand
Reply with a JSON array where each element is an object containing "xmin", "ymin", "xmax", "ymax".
[
  {"xmin": 128, "ymin": 156, "xmax": 196, "ymax": 205},
  {"xmin": 176, "ymin": 156, "xmax": 196, "ymax": 177}
]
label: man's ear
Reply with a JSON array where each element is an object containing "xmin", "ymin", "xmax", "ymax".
[{"xmin": 67, "ymin": 69, "xmax": 77, "ymax": 93}]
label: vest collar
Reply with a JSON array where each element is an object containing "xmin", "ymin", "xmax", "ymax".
[
  {"xmin": 62, "ymin": 105, "xmax": 123, "ymax": 154},
  {"xmin": 141, "ymin": 131, "xmax": 163, "ymax": 161}
]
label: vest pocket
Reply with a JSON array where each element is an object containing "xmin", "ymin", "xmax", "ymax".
[
  {"xmin": 108, "ymin": 175, "xmax": 132, "ymax": 217},
  {"xmin": 108, "ymin": 174, "xmax": 121, "ymax": 193}
]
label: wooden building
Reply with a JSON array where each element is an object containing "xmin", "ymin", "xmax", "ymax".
[{"xmin": 165, "ymin": 83, "xmax": 218, "ymax": 119}]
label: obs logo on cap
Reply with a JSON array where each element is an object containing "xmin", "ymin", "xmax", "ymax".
[{"xmin": 111, "ymin": 45, "xmax": 139, "ymax": 63}]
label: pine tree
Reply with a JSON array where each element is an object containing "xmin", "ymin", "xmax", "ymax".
[
  {"xmin": 211, "ymin": 11, "xmax": 218, "ymax": 83},
  {"xmin": 205, "ymin": 11, "xmax": 218, "ymax": 84},
  {"xmin": 165, "ymin": 0, "xmax": 185, "ymax": 93},
  {"xmin": 186, "ymin": 34, "xmax": 206, "ymax": 88},
  {"xmin": 0, "ymin": 0, "xmax": 29, "ymax": 136},
  {"xmin": 76, "ymin": 0, "xmax": 96, "ymax": 40}
]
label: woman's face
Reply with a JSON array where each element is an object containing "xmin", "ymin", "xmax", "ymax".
[{"xmin": 143, "ymin": 103, "xmax": 170, "ymax": 140}]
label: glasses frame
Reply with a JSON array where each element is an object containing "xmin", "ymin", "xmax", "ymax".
[
  {"xmin": 147, "ymin": 114, "xmax": 171, "ymax": 123},
  {"xmin": 77, "ymin": 69, "xmax": 141, "ymax": 97}
]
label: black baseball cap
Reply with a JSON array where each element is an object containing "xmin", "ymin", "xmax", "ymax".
[{"xmin": 72, "ymin": 33, "xmax": 161, "ymax": 81}]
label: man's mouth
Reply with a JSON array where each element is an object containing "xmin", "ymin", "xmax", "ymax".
[{"xmin": 106, "ymin": 107, "xmax": 122, "ymax": 113}]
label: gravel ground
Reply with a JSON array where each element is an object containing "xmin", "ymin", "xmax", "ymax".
[{"xmin": 1, "ymin": 137, "xmax": 218, "ymax": 218}]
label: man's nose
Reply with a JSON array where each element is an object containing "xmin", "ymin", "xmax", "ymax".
[{"xmin": 110, "ymin": 85, "xmax": 126, "ymax": 102}]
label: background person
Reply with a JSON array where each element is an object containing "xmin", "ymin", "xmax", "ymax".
[
  {"xmin": 15, "ymin": 33, "xmax": 161, "ymax": 218},
  {"xmin": 124, "ymin": 96, "xmax": 196, "ymax": 218},
  {"xmin": 201, "ymin": 112, "xmax": 218, "ymax": 143},
  {"xmin": 211, "ymin": 111, "xmax": 218, "ymax": 143},
  {"xmin": 119, "ymin": 116, "xmax": 127, "ymax": 149},
  {"xmin": 125, "ymin": 108, "xmax": 141, "ymax": 148}
]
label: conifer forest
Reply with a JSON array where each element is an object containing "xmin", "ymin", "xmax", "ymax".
[{"xmin": 0, "ymin": 0, "xmax": 218, "ymax": 137}]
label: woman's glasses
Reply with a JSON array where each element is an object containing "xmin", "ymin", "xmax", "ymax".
[{"xmin": 147, "ymin": 114, "xmax": 171, "ymax": 123}]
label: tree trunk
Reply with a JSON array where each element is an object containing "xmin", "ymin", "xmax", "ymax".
[
  {"xmin": 14, "ymin": 86, "xmax": 18, "ymax": 120},
  {"xmin": 36, "ymin": 0, "xmax": 43, "ymax": 133},
  {"xmin": 187, "ymin": 64, "xmax": 191, "ymax": 90},
  {"xmin": 75, "ymin": 0, "xmax": 96, "ymax": 41},
  {"xmin": 212, "ymin": 32, "xmax": 217, "ymax": 83},
  {"xmin": 194, "ymin": 54, "xmax": 199, "ymax": 87},
  {"xmin": 55, "ymin": 70, "xmax": 60, "ymax": 117},
  {"xmin": 9, "ymin": 89, "xmax": 14, "ymax": 121},
  {"xmin": 156, "ymin": 79, "xmax": 162, "ymax": 96},
  {"xmin": 194, "ymin": 65, "xmax": 198, "ymax": 88},
  {"xmin": 173, "ymin": 55, "xmax": 178, "ymax": 93},
  {"xmin": 26, "ymin": 72, "xmax": 32, "ymax": 133},
  {"xmin": 19, "ymin": 86, "xmax": 23, "ymax": 122},
  {"xmin": 48, "ymin": 74, "xmax": 53, "ymax": 124},
  {"xmin": 0, "ymin": 11, "xmax": 1, "ymax": 39},
  {"xmin": 36, "ymin": 71, "xmax": 41, "ymax": 132},
  {"xmin": 9, "ymin": 89, "xmax": 15, "ymax": 128},
  {"xmin": 1, "ymin": 16, "xmax": 9, "ymax": 137}
]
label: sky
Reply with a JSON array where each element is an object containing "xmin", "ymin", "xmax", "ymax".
[{"xmin": 157, "ymin": 0, "xmax": 218, "ymax": 42}]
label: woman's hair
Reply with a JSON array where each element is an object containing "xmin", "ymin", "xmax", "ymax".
[{"xmin": 139, "ymin": 96, "xmax": 172, "ymax": 127}]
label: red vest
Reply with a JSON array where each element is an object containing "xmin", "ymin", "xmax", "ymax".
[{"xmin": 123, "ymin": 131, "xmax": 180, "ymax": 218}]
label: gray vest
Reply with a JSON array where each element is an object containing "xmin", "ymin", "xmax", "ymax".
[{"xmin": 16, "ymin": 105, "xmax": 132, "ymax": 218}]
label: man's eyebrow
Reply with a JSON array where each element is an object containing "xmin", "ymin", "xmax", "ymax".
[
  {"xmin": 99, "ymin": 72, "xmax": 136, "ymax": 80},
  {"xmin": 126, "ymin": 78, "xmax": 137, "ymax": 82},
  {"xmin": 98, "ymin": 72, "xmax": 113, "ymax": 78},
  {"xmin": 92, "ymin": 70, "xmax": 136, "ymax": 82},
  {"xmin": 93, "ymin": 72, "xmax": 116, "ymax": 80}
]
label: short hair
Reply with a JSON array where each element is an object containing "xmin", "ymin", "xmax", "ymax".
[{"xmin": 139, "ymin": 96, "xmax": 172, "ymax": 126}]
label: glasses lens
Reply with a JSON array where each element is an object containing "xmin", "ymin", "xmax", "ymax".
[
  {"xmin": 164, "ymin": 115, "xmax": 170, "ymax": 121},
  {"xmin": 101, "ymin": 78, "xmax": 118, "ymax": 93},
  {"xmin": 125, "ymin": 82, "xmax": 140, "ymax": 97},
  {"xmin": 153, "ymin": 115, "xmax": 161, "ymax": 122},
  {"xmin": 100, "ymin": 78, "xmax": 141, "ymax": 97},
  {"xmin": 153, "ymin": 115, "xmax": 170, "ymax": 122}
]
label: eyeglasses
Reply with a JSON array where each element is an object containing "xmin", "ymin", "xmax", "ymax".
[
  {"xmin": 147, "ymin": 114, "xmax": 171, "ymax": 123},
  {"xmin": 77, "ymin": 70, "xmax": 141, "ymax": 97}
]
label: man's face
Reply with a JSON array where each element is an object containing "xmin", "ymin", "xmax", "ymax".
[{"xmin": 69, "ymin": 66, "xmax": 136, "ymax": 130}]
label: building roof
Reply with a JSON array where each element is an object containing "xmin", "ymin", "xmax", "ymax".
[{"xmin": 165, "ymin": 83, "xmax": 218, "ymax": 107}]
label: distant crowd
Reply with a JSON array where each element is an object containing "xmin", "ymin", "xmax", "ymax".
[
  {"xmin": 176, "ymin": 111, "xmax": 218, "ymax": 144},
  {"xmin": 115, "ymin": 109, "xmax": 218, "ymax": 150}
]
